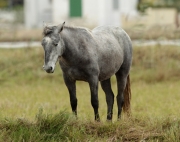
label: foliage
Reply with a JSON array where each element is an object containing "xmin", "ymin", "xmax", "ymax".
[
  {"xmin": 0, "ymin": 0, "xmax": 8, "ymax": 8},
  {"xmin": 0, "ymin": 0, "xmax": 23, "ymax": 9},
  {"xmin": 138, "ymin": 0, "xmax": 180, "ymax": 12}
]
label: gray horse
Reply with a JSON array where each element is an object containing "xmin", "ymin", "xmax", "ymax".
[{"xmin": 41, "ymin": 22, "xmax": 132, "ymax": 121}]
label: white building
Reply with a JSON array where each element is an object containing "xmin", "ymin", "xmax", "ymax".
[
  {"xmin": 24, "ymin": 0, "xmax": 138, "ymax": 28},
  {"xmin": 24, "ymin": 0, "xmax": 52, "ymax": 28}
]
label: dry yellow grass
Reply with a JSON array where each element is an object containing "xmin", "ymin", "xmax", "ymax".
[{"xmin": 0, "ymin": 45, "xmax": 180, "ymax": 141}]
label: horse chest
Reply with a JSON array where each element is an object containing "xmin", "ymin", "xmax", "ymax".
[{"xmin": 61, "ymin": 65, "xmax": 90, "ymax": 81}]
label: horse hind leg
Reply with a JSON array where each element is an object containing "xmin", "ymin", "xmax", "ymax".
[
  {"xmin": 116, "ymin": 69, "xmax": 131, "ymax": 119},
  {"xmin": 88, "ymin": 76, "xmax": 100, "ymax": 121},
  {"xmin": 100, "ymin": 78, "xmax": 114, "ymax": 121}
]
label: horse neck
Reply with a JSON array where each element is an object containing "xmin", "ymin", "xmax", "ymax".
[{"xmin": 60, "ymin": 27, "xmax": 89, "ymax": 62}]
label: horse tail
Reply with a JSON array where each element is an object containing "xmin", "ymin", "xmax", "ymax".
[{"xmin": 123, "ymin": 74, "xmax": 131, "ymax": 116}]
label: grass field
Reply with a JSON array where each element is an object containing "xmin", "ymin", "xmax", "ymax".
[{"xmin": 0, "ymin": 45, "xmax": 180, "ymax": 141}]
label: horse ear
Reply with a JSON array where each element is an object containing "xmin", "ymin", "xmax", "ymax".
[{"xmin": 57, "ymin": 21, "xmax": 65, "ymax": 33}]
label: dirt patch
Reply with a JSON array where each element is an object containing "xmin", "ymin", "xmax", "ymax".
[{"xmin": 0, "ymin": 28, "xmax": 42, "ymax": 42}]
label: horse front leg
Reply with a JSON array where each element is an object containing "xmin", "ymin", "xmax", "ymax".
[
  {"xmin": 63, "ymin": 75, "xmax": 77, "ymax": 116},
  {"xmin": 88, "ymin": 76, "xmax": 100, "ymax": 121}
]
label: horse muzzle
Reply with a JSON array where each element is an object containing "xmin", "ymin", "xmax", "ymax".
[{"xmin": 43, "ymin": 65, "xmax": 54, "ymax": 73}]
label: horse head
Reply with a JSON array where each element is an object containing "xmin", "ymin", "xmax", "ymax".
[{"xmin": 41, "ymin": 22, "xmax": 65, "ymax": 73}]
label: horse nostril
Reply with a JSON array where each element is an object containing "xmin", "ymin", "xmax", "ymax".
[
  {"xmin": 49, "ymin": 66, "xmax": 53, "ymax": 71},
  {"xmin": 43, "ymin": 65, "xmax": 54, "ymax": 73},
  {"xmin": 46, "ymin": 66, "xmax": 53, "ymax": 73}
]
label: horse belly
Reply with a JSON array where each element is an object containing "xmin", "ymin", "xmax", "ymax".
[{"xmin": 98, "ymin": 51, "xmax": 123, "ymax": 81}]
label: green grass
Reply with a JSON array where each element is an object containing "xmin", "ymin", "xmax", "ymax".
[{"xmin": 0, "ymin": 46, "xmax": 180, "ymax": 141}]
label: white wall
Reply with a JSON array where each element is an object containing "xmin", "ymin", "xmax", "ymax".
[
  {"xmin": 24, "ymin": 0, "xmax": 37, "ymax": 28},
  {"xmin": 24, "ymin": 0, "xmax": 52, "ymax": 28},
  {"xmin": 24, "ymin": 0, "xmax": 138, "ymax": 28},
  {"xmin": 50, "ymin": 0, "xmax": 122, "ymax": 27},
  {"xmin": 52, "ymin": 0, "xmax": 68, "ymax": 24},
  {"xmin": 37, "ymin": 0, "xmax": 52, "ymax": 25},
  {"xmin": 120, "ymin": 0, "xmax": 138, "ymax": 17},
  {"xmin": 83, "ymin": 0, "xmax": 99, "ymax": 25},
  {"xmin": 83, "ymin": 0, "xmax": 121, "ymax": 26},
  {"xmin": 98, "ymin": 0, "xmax": 121, "ymax": 26}
]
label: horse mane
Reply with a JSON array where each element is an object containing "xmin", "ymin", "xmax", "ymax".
[
  {"xmin": 42, "ymin": 25, "xmax": 92, "ymax": 37},
  {"xmin": 64, "ymin": 26, "xmax": 92, "ymax": 35},
  {"xmin": 43, "ymin": 24, "xmax": 92, "ymax": 37}
]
